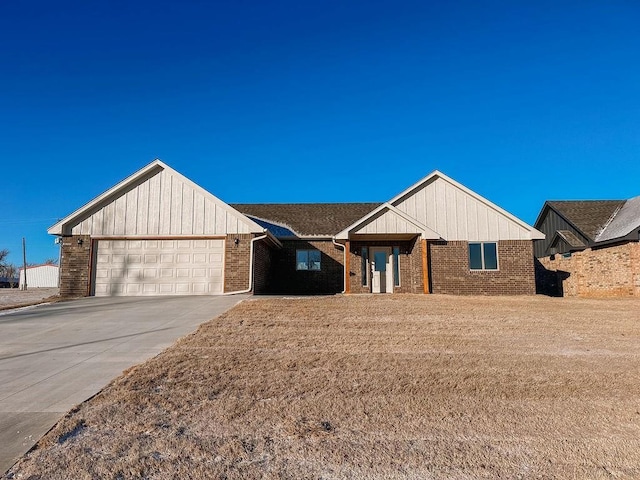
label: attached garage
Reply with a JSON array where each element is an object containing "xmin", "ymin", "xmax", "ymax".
[
  {"xmin": 93, "ymin": 238, "xmax": 225, "ymax": 296},
  {"xmin": 48, "ymin": 160, "xmax": 280, "ymax": 298}
]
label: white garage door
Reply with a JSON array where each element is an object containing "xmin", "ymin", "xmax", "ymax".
[{"xmin": 94, "ymin": 239, "xmax": 224, "ymax": 296}]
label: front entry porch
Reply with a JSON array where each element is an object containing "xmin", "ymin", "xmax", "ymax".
[
  {"xmin": 344, "ymin": 236, "xmax": 430, "ymax": 294},
  {"xmin": 334, "ymin": 202, "xmax": 442, "ymax": 294}
]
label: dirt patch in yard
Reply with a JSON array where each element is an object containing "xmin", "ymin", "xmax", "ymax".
[
  {"xmin": 4, "ymin": 295, "xmax": 640, "ymax": 479},
  {"xmin": 0, "ymin": 288, "xmax": 59, "ymax": 311}
]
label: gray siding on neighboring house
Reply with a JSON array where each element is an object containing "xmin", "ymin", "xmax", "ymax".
[{"xmin": 534, "ymin": 208, "xmax": 590, "ymax": 257}]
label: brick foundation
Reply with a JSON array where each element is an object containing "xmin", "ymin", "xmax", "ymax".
[
  {"xmin": 59, "ymin": 235, "xmax": 92, "ymax": 298},
  {"xmin": 537, "ymin": 242, "xmax": 640, "ymax": 297},
  {"xmin": 430, "ymin": 240, "xmax": 536, "ymax": 295}
]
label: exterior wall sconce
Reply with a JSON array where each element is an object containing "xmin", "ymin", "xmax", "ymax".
[
  {"xmin": 234, "ymin": 238, "xmax": 240, "ymax": 245},
  {"xmin": 77, "ymin": 238, "xmax": 84, "ymax": 246}
]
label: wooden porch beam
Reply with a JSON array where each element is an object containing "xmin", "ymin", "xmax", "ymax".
[{"xmin": 421, "ymin": 238, "xmax": 430, "ymax": 294}]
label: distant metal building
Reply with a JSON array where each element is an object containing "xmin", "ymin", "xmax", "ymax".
[{"xmin": 19, "ymin": 264, "xmax": 59, "ymax": 288}]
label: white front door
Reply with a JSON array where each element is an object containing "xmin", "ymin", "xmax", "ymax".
[{"xmin": 371, "ymin": 247, "xmax": 393, "ymax": 293}]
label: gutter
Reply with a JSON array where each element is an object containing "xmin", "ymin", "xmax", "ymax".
[
  {"xmin": 224, "ymin": 232, "xmax": 269, "ymax": 295},
  {"xmin": 332, "ymin": 237, "xmax": 347, "ymax": 294}
]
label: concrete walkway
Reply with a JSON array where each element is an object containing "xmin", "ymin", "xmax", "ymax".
[{"xmin": 0, "ymin": 295, "xmax": 247, "ymax": 474}]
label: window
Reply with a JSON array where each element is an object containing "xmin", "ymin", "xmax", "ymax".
[
  {"xmin": 393, "ymin": 246, "xmax": 400, "ymax": 286},
  {"xmin": 296, "ymin": 249, "xmax": 321, "ymax": 271},
  {"xmin": 469, "ymin": 242, "xmax": 498, "ymax": 270},
  {"xmin": 361, "ymin": 247, "xmax": 368, "ymax": 286}
]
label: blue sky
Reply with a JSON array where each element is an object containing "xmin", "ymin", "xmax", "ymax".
[{"xmin": 2, "ymin": 1, "xmax": 639, "ymax": 266}]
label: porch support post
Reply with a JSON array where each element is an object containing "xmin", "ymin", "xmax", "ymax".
[
  {"xmin": 421, "ymin": 238, "xmax": 430, "ymax": 294},
  {"xmin": 344, "ymin": 240, "xmax": 351, "ymax": 293}
]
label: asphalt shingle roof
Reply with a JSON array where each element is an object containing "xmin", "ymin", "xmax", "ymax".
[
  {"xmin": 232, "ymin": 203, "xmax": 381, "ymax": 237},
  {"xmin": 554, "ymin": 230, "xmax": 587, "ymax": 249},
  {"xmin": 547, "ymin": 200, "xmax": 625, "ymax": 241}
]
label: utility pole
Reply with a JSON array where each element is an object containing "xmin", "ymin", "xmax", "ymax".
[{"xmin": 22, "ymin": 237, "xmax": 27, "ymax": 290}]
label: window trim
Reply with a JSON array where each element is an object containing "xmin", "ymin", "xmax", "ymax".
[
  {"xmin": 468, "ymin": 242, "xmax": 499, "ymax": 271},
  {"xmin": 296, "ymin": 249, "xmax": 321, "ymax": 271}
]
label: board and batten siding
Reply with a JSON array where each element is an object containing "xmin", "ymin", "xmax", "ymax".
[
  {"xmin": 71, "ymin": 169, "xmax": 254, "ymax": 236},
  {"xmin": 354, "ymin": 210, "xmax": 421, "ymax": 235},
  {"xmin": 533, "ymin": 207, "xmax": 590, "ymax": 258},
  {"xmin": 391, "ymin": 176, "xmax": 531, "ymax": 241}
]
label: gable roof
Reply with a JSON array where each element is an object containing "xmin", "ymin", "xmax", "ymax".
[
  {"xmin": 337, "ymin": 170, "xmax": 544, "ymax": 241},
  {"xmin": 48, "ymin": 160, "xmax": 266, "ymax": 236},
  {"xmin": 231, "ymin": 203, "xmax": 380, "ymax": 237},
  {"xmin": 542, "ymin": 200, "xmax": 625, "ymax": 241},
  {"xmin": 551, "ymin": 230, "xmax": 587, "ymax": 250},
  {"xmin": 335, "ymin": 203, "xmax": 441, "ymax": 240}
]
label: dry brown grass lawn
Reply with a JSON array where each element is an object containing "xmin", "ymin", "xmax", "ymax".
[{"xmin": 4, "ymin": 295, "xmax": 640, "ymax": 479}]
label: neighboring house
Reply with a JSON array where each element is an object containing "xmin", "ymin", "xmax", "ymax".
[
  {"xmin": 48, "ymin": 160, "xmax": 543, "ymax": 297},
  {"xmin": 534, "ymin": 197, "xmax": 640, "ymax": 297},
  {"xmin": 19, "ymin": 264, "xmax": 59, "ymax": 288},
  {"xmin": 533, "ymin": 200, "xmax": 625, "ymax": 257}
]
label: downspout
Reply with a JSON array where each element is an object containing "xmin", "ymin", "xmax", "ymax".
[
  {"xmin": 332, "ymin": 237, "xmax": 347, "ymax": 294},
  {"xmin": 224, "ymin": 232, "xmax": 268, "ymax": 295}
]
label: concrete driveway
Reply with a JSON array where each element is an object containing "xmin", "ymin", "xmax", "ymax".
[{"xmin": 0, "ymin": 295, "xmax": 247, "ymax": 474}]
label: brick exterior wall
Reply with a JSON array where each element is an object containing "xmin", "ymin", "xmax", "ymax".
[
  {"xmin": 58, "ymin": 233, "xmax": 267, "ymax": 296},
  {"xmin": 537, "ymin": 242, "xmax": 640, "ymax": 297},
  {"xmin": 348, "ymin": 239, "xmax": 424, "ymax": 294},
  {"xmin": 253, "ymin": 239, "xmax": 272, "ymax": 295},
  {"xmin": 57, "ymin": 234, "xmax": 537, "ymax": 297},
  {"xmin": 429, "ymin": 240, "xmax": 536, "ymax": 295},
  {"xmin": 59, "ymin": 235, "xmax": 92, "ymax": 298},
  {"xmin": 224, "ymin": 234, "xmax": 253, "ymax": 293},
  {"xmin": 266, "ymin": 240, "xmax": 344, "ymax": 294}
]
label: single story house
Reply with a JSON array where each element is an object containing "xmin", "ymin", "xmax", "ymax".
[
  {"xmin": 533, "ymin": 200, "xmax": 626, "ymax": 257},
  {"xmin": 19, "ymin": 264, "xmax": 60, "ymax": 288},
  {"xmin": 48, "ymin": 160, "xmax": 544, "ymax": 297},
  {"xmin": 534, "ymin": 197, "xmax": 640, "ymax": 296}
]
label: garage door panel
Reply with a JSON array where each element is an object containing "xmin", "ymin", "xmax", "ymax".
[
  {"xmin": 94, "ymin": 238, "xmax": 225, "ymax": 296},
  {"xmin": 143, "ymin": 268, "xmax": 158, "ymax": 279},
  {"xmin": 176, "ymin": 253, "xmax": 191, "ymax": 263},
  {"xmin": 144, "ymin": 254, "xmax": 158, "ymax": 264},
  {"xmin": 128, "ymin": 254, "xmax": 142, "ymax": 264}
]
